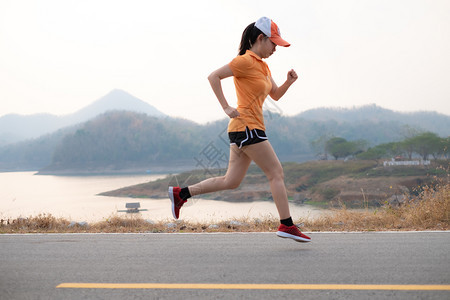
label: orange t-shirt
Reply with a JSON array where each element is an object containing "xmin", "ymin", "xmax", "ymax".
[{"xmin": 227, "ymin": 50, "xmax": 272, "ymax": 132}]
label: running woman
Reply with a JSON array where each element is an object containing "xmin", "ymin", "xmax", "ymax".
[{"xmin": 169, "ymin": 17, "xmax": 310, "ymax": 243}]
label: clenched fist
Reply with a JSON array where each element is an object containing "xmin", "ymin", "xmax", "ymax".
[{"xmin": 287, "ymin": 69, "xmax": 298, "ymax": 84}]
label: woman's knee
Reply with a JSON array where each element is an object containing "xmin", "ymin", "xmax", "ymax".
[
  {"xmin": 226, "ymin": 178, "xmax": 242, "ymax": 189},
  {"xmin": 221, "ymin": 175, "xmax": 242, "ymax": 190},
  {"xmin": 266, "ymin": 166, "xmax": 285, "ymax": 182}
]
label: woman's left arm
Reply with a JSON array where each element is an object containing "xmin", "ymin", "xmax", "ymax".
[{"xmin": 269, "ymin": 69, "xmax": 298, "ymax": 101}]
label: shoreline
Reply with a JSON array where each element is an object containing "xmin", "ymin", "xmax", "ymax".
[{"xmin": 0, "ymin": 198, "xmax": 327, "ymax": 223}]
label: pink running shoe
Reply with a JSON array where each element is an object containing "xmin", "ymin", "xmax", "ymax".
[
  {"xmin": 276, "ymin": 224, "xmax": 311, "ymax": 242},
  {"xmin": 168, "ymin": 186, "xmax": 186, "ymax": 219}
]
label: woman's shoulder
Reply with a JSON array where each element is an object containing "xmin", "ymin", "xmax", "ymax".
[
  {"xmin": 231, "ymin": 52, "xmax": 254, "ymax": 65},
  {"xmin": 229, "ymin": 53, "xmax": 255, "ymax": 74}
]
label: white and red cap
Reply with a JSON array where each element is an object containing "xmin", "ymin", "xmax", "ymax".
[{"xmin": 255, "ymin": 16, "xmax": 290, "ymax": 47}]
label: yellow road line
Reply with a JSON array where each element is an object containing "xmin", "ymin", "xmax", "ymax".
[{"xmin": 56, "ymin": 283, "xmax": 450, "ymax": 290}]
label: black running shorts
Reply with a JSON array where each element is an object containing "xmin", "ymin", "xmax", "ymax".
[{"xmin": 228, "ymin": 127, "xmax": 268, "ymax": 149}]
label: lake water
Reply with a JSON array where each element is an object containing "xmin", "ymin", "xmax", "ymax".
[{"xmin": 0, "ymin": 172, "xmax": 325, "ymax": 223}]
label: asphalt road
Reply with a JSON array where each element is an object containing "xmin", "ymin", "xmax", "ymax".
[{"xmin": 0, "ymin": 232, "xmax": 449, "ymax": 300}]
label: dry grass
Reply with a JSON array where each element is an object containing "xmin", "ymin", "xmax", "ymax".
[
  {"xmin": 1, "ymin": 178, "xmax": 448, "ymax": 234},
  {"xmin": 307, "ymin": 176, "xmax": 449, "ymax": 231}
]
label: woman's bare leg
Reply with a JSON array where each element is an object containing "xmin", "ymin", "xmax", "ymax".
[
  {"xmin": 242, "ymin": 141, "xmax": 291, "ymax": 219},
  {"xmin": 188, "ymin": 145, "xmax": 252, "ymax": 196}
]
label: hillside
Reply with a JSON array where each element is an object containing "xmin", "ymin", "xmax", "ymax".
[
  {"xmin": 100, "ymin": 160, "xmax": 449, "ymax": 208},
  {"xmin": 0, "ymin": 89, "xmax": 166, "ymax": 146},
  {"xmin": 1, "ymin": 104, "xmax": 449, "ymax": 173},
  {"xmin": 0, "ymin": 125, "xmax": 80, "ymax": 171},
  {"xmin": 40, "ymin": 109, "xmax": 449, "ymax": 174},
  {"xmin": 38, "ymin": 111, "xmax": 203, "ymax": 174}
]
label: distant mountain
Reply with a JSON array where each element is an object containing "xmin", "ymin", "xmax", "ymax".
[
  {"xmin": 0, "ymin": 113, "xmax": 62, "ymax": 145},
  {"xmin": 0, "ymin": 89, "xmax": 166, "ymax": 146},
  {"xmin": 64, "ymin": 89, "xmax": 166, "ymax": 124},
  {"xmin": 0, "ymin": 125, "xmax": 80, "ymax": 172},
  {"xmin": 297, "ymin": 104, "xmax": 450, "ymax": 137}
]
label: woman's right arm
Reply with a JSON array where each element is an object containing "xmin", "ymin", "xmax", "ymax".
[{"xmin": 207, "ymin": 64, "xmax": 240, "ymax": 118}]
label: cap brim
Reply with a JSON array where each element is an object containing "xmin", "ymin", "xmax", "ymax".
[{"xmin": 270, "ymin": 36, "xmax": 290, "ymax": 47}]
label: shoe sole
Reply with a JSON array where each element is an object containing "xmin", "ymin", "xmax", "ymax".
[
  {"xmin": 276, "ymin": 231, "xmax": 311, "ymax": 243},
  {"xmin": 168, "ymin": 187, "xmax": 178, "ymax": 219}
]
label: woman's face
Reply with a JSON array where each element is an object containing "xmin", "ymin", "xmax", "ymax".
[{"xmin": 260, "ymin": 37, "xmax": 277, "ymax": 59}]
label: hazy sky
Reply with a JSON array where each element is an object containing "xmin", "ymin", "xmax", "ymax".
[{"xmin": 1, "ymin": 0, "xmax": 449, "ymax": 123}]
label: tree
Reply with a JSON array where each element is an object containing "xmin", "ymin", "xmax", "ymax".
[
  {"xmin": 356, "ymin": 145, "xmax": 388, "ymax": 160},
  {"xmin": 408, "ymin": 132, "xmax": 443, "ymax": 160},
  {"xmin": 441, "ymin": 137, "xmax": 450, "ymax": 159},
  {"xmin": 325, "ymin": 137, "xmax": 352, "ymax": 160},
  {"xmin": 399, "ymin": 138, "xmax": 415, "ymax": 160}
]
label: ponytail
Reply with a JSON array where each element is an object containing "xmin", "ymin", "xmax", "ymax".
[{"xmin": 238, "ymin": 22, "xmax": 265, "ymax": 55}]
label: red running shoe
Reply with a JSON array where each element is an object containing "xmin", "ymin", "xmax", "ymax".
[
  {"xmin": 168, "ymin": 186, "xmax": 186, "ymax": 219},
  {"xmin": 276, "ymin": 224, "xmax": 311, "ymax": 242}
]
